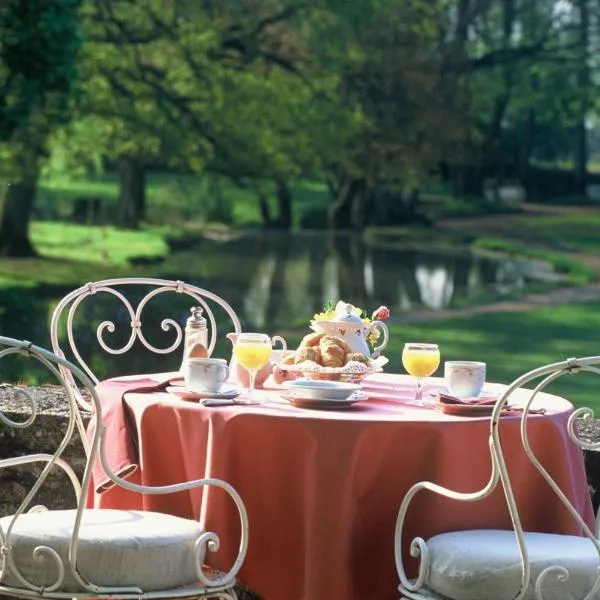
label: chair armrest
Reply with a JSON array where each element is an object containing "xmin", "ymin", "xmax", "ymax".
[
  {"xmin": 97, "ymin": 448, "xmax": 248, "ymax": 585},
  {"xmin": 394, "ymin": 438, "xmax": 500, "ymax": 595}
]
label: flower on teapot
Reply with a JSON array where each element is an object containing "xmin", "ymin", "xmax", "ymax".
[{"xmin": 372, "ymin": 305, "xmax": 390, "ymax": 321}]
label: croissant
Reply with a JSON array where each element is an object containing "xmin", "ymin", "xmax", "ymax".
[
  {"xmin": 319, "ymin": 336, "xmax": 346, "ymax": 368},
  {"xmin": 301, "ymin": 332, "xmax": 326, "ymax": 348},
  {"xmin": 295, "ymin": 346, "xmax": 322, "ymax": 364}
]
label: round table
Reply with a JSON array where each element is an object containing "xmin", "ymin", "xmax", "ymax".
[{"xmin": 92, "ymin": 372, "xmax": 593, "ymax": 600}]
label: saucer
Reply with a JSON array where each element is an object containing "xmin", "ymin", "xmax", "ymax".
[
  {"xmin": 282, "ymin": 391, "xmax": 368, "ymax": 410},
  {"xmin": 438, "ymin": 388, "xmax": 498, "ymax": 401},
  {"xmin": 438, "ymin": 403, "xmax": 498, "ymax": 416},
  {"xmin": 166, "ymin": 384, "xmax": 240, "ymax": 401}
]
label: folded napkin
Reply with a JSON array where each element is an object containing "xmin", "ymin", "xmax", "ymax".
[
  {"xmin": 87, "ymin": 372, "xmax": 180, "ymax": 494},
  {"xmin": 437, "ymin": 392, "xmax": 498, "ymax": 406}
]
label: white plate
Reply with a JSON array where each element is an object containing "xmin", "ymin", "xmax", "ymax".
[
  {"xmin": 283, "ymin": 391, "xmax": 368, "ymax": 410},
  {"xmin": 166, "ymin": 385, "xmax": 240, "ymax": 401},
  {"xmin": 283, "ymin": 379, "xmax": 360, "ymax": 400}
]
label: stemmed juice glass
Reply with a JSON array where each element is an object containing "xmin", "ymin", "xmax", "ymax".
[
  {"xmin": 233, "ymin": 333, "xmax": 273, "ymax": 404},
  {"xmin": 402, "ymin": 343, "xmax": 440, "ymax": 405}
]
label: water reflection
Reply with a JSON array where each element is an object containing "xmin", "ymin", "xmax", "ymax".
[
  {"xmin": 192, "ymin": 232, "xmax": 552, "ymax": 328},
  {"xmin": 0, "ymin": 232, "xmax": 556, "ymax": 382}
]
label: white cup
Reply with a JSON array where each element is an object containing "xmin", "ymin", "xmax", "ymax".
[
  {"xmin": 444, "ymin": 361, "xmax": 486, "ymax": 398},
  {"xmin": 185, "ymin": 358, "xmax": 230, "ymax": 393}
]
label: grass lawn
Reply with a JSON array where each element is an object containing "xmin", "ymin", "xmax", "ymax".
[
  {"xmin": 0, "ymin": 222, "xmax": 168, "ymax": 289},
  {"xmin": 37, "ymin": 173, "xmax": 332, "ymax": 228}
]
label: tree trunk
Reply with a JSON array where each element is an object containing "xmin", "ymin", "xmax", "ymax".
[
  {"xmin": 0, "ymin": 181, "xmax": 38, "ymax": 257},
  {"xmin": 520, "ymin": 108, "xmax": 537, "ymax": 197},
  {"xmin": 273, "ymin": 179, "xmax": 292, "ymax": 230},
  {"xmin": 480, "ymin": 0, "xmax": 516, "ymax": 187},
  {"xmin": 327, "ymin": 174, "xmax": 363, "ymax": 229},
  {"xmin": 574, "ymin": 0, "xmax": 589, "ymax": 195},
  {"xmin": 257, "ymin": 190, "xmax": 272, "ymax": 228},
  {"xmin": 0, "ymin": 136, "xmax": 41, "ymax": 258},
  {"xmin": 117, "ymin": 156, "xmax": 145, "ymax": 229}
]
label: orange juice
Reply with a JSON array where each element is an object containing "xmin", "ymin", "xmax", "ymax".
[
  {"xmin": 234, "ymin": 343, "xmax": 272, "ymax": 371},
  {"xmin": 402, "ymin": 348, "xmax": 440, "ymax": 378}
]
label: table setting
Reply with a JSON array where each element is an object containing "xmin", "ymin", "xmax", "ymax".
[
  {"xmin": 166, "ymin": 299, "xmax": 537, "ymax": 417},
  {"xmin": 87, "ymin": 298, "xmax": 594, "ymax": 600}
]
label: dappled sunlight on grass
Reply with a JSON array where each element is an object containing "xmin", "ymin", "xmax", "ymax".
[{"xmin": 31, "ymin": 222, "xmax": 168, "ymax": 266}]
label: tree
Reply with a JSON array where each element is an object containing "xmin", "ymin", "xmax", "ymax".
[
  {"xmin": 59, "ymin": 0, "xmax": 324, "ymax": 230},
  {"xmin": 0, "ymin": 0, "xmax": 83, "ymax": 257}
]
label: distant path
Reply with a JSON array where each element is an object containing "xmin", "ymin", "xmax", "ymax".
[{"xmin": 394, "ymin": 203, "xmax": 600, "ymax": 324}]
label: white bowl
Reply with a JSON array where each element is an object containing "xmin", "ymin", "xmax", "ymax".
[{"xmin": 283, "ymin": 379, "xmax": 360, "ymax": 401}]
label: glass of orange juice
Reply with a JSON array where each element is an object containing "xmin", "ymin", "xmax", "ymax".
[
  {"xmin": 233, "ymin": 333, "xmax": 273, "ymax": 404},
  {"xmin": 402, "ymin": 343, "xmax": 440, "ymax": 405}
]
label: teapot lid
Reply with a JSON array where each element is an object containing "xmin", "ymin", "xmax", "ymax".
[{"xmin": 334, "ymin": 303, "xmax": 364, "ymax": 325}]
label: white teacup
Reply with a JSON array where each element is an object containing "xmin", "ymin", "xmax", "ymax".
[
  {"xmin": 185, "ymin": 358, "xmax": 230, "ymax": 393},
  {"xmin": 444, "ymin": 361, "xmax": 486, "ymax": 398}
]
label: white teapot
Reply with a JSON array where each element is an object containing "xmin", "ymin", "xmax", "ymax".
[{"xmin": 310, "ymin": 302, "xmax": 389, "ymax": 358}]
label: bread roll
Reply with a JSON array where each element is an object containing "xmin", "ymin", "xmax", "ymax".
[
  {"xmin": 319, "ymin": 336, "xmax": 345, "ymax": 368},
  {"xmin": 345, "ymin": 352, "xmax": 370, "ymax": 366},
  {"xmin": 301, "ymin": 331, "xmax": 326, "ymax": 347},
  {"xmin": 295, "ymin": 346, "xmax": 321, "ymax": 364}
]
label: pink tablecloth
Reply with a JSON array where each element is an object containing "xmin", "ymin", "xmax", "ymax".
[{"xmin": 92, "ymin": 373, "xmax": 594, "ymax": 600}]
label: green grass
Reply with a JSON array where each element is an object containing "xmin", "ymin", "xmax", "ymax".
[
  {"xmin": 32, "ymin": 222, "xmax": 168, "ymax": 266},
  {"xmin": 456, "ymin": 211, "xmax": 600, "ymax": 254},
  {"xmin": 37, "ymin": 172, "xmax": 331, "ymax": 228},
  {"xmin": 473, "ymin": 238, "xmax": 597, "ymax": 284},
  {"xmin": 0, "ymin": 222, "xmax": 169, "ymax": 288},
  {"xmin": 500, "ymin": 213, "xmax": 600, "ymax": 252}
]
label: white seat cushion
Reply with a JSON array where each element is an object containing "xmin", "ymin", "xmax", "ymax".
[
  {"xmin": 0, "ymin": 509, "xmax": 209, "ymax": 592},
  {"xmin": 426, "ymin": 529, "xmax": 600, "ymax": 600}
]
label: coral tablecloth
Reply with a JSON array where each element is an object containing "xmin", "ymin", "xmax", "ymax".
[{"xmin": 91, "ymin": 373, "xmax": 594, "ymax": 600}]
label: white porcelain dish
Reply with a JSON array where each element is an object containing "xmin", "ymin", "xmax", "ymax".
[
  {"xmin": 283, "ymin": 379, "xmax": 361, "ymax": 401},
  {"xmin": 283, "ymin": 391, "xmax": 368, "ymax": 410}
]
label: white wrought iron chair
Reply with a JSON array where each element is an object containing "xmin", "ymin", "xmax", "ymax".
[
  {"xmin": 50, "ymin": 278, "xmax": 242, "ymax": 451},
  {"xmin": 394, "ymin": 356, "xmax": 600, "ymax": 600},
  {"xmin": 0, "ymin": 335, "xmax": 248, "ymax": 600},
  {"xmin": 50, "ymin": 277, "xmax": 242, "ymax": 386}
]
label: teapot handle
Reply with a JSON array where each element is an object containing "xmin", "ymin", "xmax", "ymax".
[{"xmin": 366, "ymin": 321, "xmax": 389, "ymax": 359}]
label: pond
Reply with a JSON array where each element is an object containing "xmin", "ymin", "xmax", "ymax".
[{"xmin": 0, "ymin": 231, "xmax": 558, "ymax": 382}]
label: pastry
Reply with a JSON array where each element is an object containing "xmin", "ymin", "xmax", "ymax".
[
  {"xmin": 295, "ymin": 346, "xmax": 321, "ymax": 364},
  {"xmin": 281, "ymin": 353, "xmax": 296, "ymax": 366},
  {"xmin": 319, "ymin": 336, "xmax": 346, "ymax": 368},
  {"xmin": 325, "ymin": 335, "xmax": 353, "ymax": 354},
  {"xmin": 345, "ymin": 352, "xmax": 370, "ymax": 366},
  {"xmin": 301, "ymin": 331, "xmax": 326, "ymax": 347}
]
